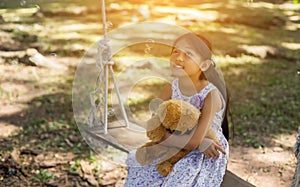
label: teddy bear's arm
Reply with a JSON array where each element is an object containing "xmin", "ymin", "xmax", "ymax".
[
  {"xmin": 147, "ymin": 124, "xmax": 166, "ymax": 142},
  {"xmin": 206, "ymin": 129, "xmax": 219, "ymax": 142},
  {"xmin": 146, "ymin": 115, "xmax": 166, "ymax": 142}
]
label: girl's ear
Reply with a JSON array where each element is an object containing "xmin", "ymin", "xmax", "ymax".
[{"xmin": 200, "ymin": 59, "xmax": 212, "ymax": 71}]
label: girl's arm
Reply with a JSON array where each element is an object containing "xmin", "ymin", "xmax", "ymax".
[
  {"xmin": 161, "ymin": 90, "xmax": 222, "ymax": 151},
  {"xmin": 159, "ymin": 83, "xmax": 172, "ymax": 101}
]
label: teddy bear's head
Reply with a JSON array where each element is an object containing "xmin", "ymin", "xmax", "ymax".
[{"xmin": 157, "ymin": 100, "xmax": 200, "ymax": 135}]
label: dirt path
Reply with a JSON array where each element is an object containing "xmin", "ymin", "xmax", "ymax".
[{"xmin": 228, "ymin": 144, "xmax": 296, "ymax": 186}]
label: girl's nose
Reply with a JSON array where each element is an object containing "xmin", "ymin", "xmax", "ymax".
[{"xmin": 175, "ymin": 51, "xmax": 184, "ymax": 64}]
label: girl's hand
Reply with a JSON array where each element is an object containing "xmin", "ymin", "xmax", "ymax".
[{"xmin": 203, "ymin": 141, "xmax": 226, "ymax": 158}]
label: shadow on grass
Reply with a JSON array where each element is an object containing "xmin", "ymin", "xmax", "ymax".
[{"xmin": 0, "ymin": 91, "xmax": 89, "ymax": 153}]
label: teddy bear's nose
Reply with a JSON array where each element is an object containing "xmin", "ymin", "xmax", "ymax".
[{"xmin": 166, "ymin": 128, "xmax": 174, "ymax": 134}]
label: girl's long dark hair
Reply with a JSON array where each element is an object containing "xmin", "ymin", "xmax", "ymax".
[
  {"xmin": 174, "ymin": 33, "xmax": 230, "ymax": 140},
  {"xmin": 204, "ymin": 65, "xmax": 230, "ymax": 140}
]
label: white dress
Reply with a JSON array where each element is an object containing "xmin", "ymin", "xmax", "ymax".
[{"xmin": 125, "ymin": 79, "xmax": 229, "ymax": 187}]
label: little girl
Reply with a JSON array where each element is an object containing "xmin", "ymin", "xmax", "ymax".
[{"xmin": 125, "ymin": 33, "xmax": 229, "ymax": 187}]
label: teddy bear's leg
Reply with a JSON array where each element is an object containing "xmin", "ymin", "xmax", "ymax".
[
  {"xmin": 156, "ymin": 160, "xmax": 173, "ymax": 176},
  {"xmin": 168, "ymin": 150, "xmax": 190, "ymax": 165},
  {"xmin": 156, "ymin": 149, "xmax": 190, "ymax": 176},
  {"xmin": 146, "ymin": 115, "xmax": 166, "ymax": 143}
]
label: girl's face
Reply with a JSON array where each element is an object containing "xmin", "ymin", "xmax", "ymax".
[{"xmin": 170, "ymin": 39, "xmax": 203, "ymax": 78}]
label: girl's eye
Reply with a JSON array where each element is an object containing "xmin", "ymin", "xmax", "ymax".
[{"xmin": 185, "ymin": 51, "xmax": 193, "ymax": 57}]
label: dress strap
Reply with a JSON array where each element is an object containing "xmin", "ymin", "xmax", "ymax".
[
  {"xmin": 172, "ymin": 79, "xmax": 216, "ymax": 98},
  {"xmin": 171, "ymin": 79, "xmax": 182, "ymax": 100},
  {"xmin": 195, "ymin": 83, "xmax": 217, "ymax": 109},
  {"xmin": 203, "ymin": 83, "xmax": 226, "ymax": 115},
  {"xmin": 171, "ymin": 79, "xmax": 225, "ymax": 112},
  {"xmin": 200, "ymin": 83, "xmax": 217, "ymax": 100}
]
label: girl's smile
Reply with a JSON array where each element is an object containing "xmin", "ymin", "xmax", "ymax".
[
  {"xmin": 170, "ymin": 61, "xmax": 185, "ymax": 77},
  {"xmin": 172, "ymin": 63, "xmax": 184, "ymax": 69},
  {"xmin": 174, "ymin": 64, "xmax": 183, "ymax": 68}
]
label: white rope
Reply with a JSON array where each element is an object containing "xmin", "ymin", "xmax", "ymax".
[
  {"xmin": 87, "ymin": 0, "xmax": 111, "ymax": 128},
  {"xmin": 101, "ymin": 0, "xmax": 107, "ymax": 39},
  {"xmin": 87, "ymin": 0, "xmax": 129, "ymax": 133}
]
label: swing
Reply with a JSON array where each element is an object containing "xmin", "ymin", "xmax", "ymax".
[{"xmin": 79, "ymin": 0, "xmax": 255, "ymax": 186}]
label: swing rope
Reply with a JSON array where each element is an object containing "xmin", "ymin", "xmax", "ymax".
[
  {"xmin": 84, "ymin": 0, "xmax": 138, "ymax": 153},
  {"xmin": 87, "ymin": 0, "xmax": 111, "ymax": 128}
]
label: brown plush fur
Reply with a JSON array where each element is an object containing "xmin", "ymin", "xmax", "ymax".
[{"xmin": 135, "ymin": 100, "xmax": 218, "ymax": 176}]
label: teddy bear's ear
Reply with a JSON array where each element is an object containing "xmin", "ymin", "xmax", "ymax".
[{"xmin": 157, "ymin": 102, "xmax": 167, "ymax": 123}]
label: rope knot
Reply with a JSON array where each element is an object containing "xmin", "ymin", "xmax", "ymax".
[{"xmin": 97, "ymin": 38, "xmax": 112, "ymax": 67}]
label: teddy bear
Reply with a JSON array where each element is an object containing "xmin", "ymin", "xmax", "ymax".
[{"xmin": 135, "ymin": 99, "xmax": 218, "ymax": 176}]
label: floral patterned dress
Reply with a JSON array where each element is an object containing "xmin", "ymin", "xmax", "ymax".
[{"xmin": 125, "ymin": 79, "xmax": 229, "ymax": 187}]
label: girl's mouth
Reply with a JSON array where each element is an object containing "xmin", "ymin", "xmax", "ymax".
[{"xmin": 173, "ymin": 64, "xmax": 184, "ymax": 69}]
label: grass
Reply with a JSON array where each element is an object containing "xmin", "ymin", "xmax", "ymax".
[
  {"xmin": 224, "ymin": 57, "xmax": 299, "ymax": 147},
  {"xmin": 33, "ymin": 170, "xmax": 56, "ymax": 183}
]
